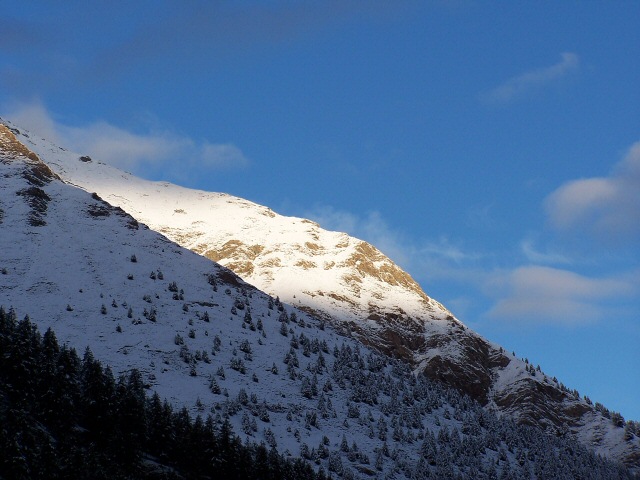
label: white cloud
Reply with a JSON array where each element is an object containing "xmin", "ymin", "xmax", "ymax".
[
  {"xmin": 485, "ymin": 265, "xmax": 637, "ymax": 324},
  {"xmin": 545, "ymin": 141, "xmax": 640, "ymax": 243},
  {"xmin": 5, "ymin": 101, "xmax": 59, "ymax": 141},
  {"xmin": 63, "ymin": 121, "xmax": 189, "ymax": 171},
  {"xmin": 481, "ymin": 52, "xmax": 579, "ymax": 103},
  {"xmin": 3, "ymin": 101, "xmax": 249, "ymax": 175}
]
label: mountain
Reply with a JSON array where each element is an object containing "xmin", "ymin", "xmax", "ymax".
[{"xmin": 1, "ymin": 119, "xmax": 638, "ymax": 478}]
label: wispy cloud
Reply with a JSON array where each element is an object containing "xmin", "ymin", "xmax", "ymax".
[
  {"xmin": 3, "ymin": 101, "xmax": 249, "ymax": 177},
  {"xmin": 520, "ymin": 239, "xmax": 571, "ymax": 265},
  {"xmin": 481, "ymin": 52, "xmax": 579, "ymax": 104},
  {"xmin": 485, "ymin": 265, "xmax": 638, "ymax": 325},
  {"xmin": 305, "ymin": 205, "xmax": 487, "ymax": 285},
  {"xmin": 79, "ymin": 1, "xmax": 418, "ymax": 81},
  {"xmin": 418, "ymin": 238, "xmax": 482, "ymax": 265},
  {"xmin": 545, "ymin": 141, "xmax": 640, "ymax": 244},
  {"xmin": 200, "ymin": 144, "xmax": 249, "ymax": 169},
  {"xmin": 0, "ymin": 2, "xmax": 418, "ymax": 97},
  {"xmin": 305, "ymin": 206, "xmax": 411, "ymax": 268},
  {"xmin": 122, "ymin": 1, "xmax": 413, "ymax": 51}
]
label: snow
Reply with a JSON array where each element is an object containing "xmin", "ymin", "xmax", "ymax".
[{"xmin": 1, "ymin": 118, "xmax": 638, "ymax": 477}]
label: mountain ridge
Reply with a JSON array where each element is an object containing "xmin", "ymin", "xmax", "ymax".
[{"xmin": 1, "ymin": 118, "xmax": 638, "ymax": 475}]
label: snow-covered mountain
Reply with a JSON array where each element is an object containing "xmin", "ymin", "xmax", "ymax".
[{"xmin": 1, "ymin": 119, "xmax": 638, "ymax": 477}]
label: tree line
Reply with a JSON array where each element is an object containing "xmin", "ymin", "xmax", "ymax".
[{"xmin": 0, "ymin": 306, "xmax": 324, "ymax": 479}]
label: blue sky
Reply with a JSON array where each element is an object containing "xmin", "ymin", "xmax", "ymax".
[{"xmin": 2, "ymin": 1, "xmax": 638, "ymax": 420}]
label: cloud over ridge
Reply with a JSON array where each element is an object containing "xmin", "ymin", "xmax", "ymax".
[{"xmin": 3, "ymin": 102, "xmax": 249, "ymax": 178}]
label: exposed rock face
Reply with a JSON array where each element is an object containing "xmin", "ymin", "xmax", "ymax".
[
  {"xmin": 6, "ymin": 119, "xmax": 639, "ymax": 472},
  {"xmin": 0, "ymin": 124, "xmax": 41, "ymax": 162},
  {"xmin": 419, "ymin": 330, "xmax": 510, "ymax": 405},
  {"xmin": 1, "ymin": 124, "xmax": 60, "ymax": 226},
  {"xmin": 0, "ymin": 124, "xmax": 59, "ymax": 183},
  {"xmin": 494, "ymin": 377, "xmax": 590, "ymax": 428}
]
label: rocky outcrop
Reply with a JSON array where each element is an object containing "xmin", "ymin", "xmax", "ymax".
[
  {"xmin": 418, "ymin": 330, "xmax": 510, "ymax": 405},
  {"xmin": 0, "ymin": 123, "xmax": 59, "ymax": 183},
  {"xmin": 493, "ymin": 376, "xmax": 590, "ymax": 429}
]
